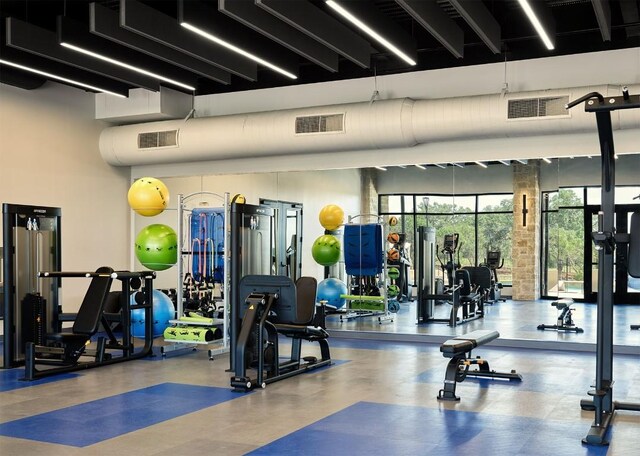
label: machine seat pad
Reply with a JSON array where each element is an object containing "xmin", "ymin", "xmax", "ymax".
[
  {"xmin": 274, "ymin": 324, "xmax": 329, "ymax": 340},
  {"xmin": 440, "ymin": 330, "xmax": 499, "ymax": 357},
  {"xmin": 459, "ymin": 292, "xmax": 480, "ymax": 302},
  {"xmin": 45, "ymin": 332, "xmax": 90, "ymax": 345}
]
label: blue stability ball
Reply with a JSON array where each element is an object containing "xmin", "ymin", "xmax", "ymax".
[
  {"xmin": 131, "ymin": 289, "xmax": 175, "ymax": 338},
  {"xmin": 316, "ymin": 278, "xmax": 348, "ymax": 309}
]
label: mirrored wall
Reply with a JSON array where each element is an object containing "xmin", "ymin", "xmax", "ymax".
[{"xmin": 133, "ymin": 154, "xmax": 640, "ymax": 345}]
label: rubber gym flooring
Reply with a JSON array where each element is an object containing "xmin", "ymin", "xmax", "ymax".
[{"xmin": 0, "ymin": 336, "xmax": 639, "ymax": 455}]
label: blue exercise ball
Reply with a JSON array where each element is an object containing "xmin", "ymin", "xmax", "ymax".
[
  {"xmin": 131, "ymin": 289, "xmax": 175, "ymax": 338},
  {"xmin": 317, "ymin": 278, "xmax": 348, "ymax": 309}
]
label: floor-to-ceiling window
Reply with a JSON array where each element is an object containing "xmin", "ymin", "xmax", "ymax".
[{"xmin": 379, "ymin": 193, "xmax": 514, "ymax": 291}]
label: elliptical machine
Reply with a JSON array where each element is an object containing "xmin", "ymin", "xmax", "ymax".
[
  {"xmin": 481, "ymin": 250, "xmax": 506, "ymax": 303},
  {"xmin": 437, "ymin": 233, "xmax": 461, "ymax": 291}
]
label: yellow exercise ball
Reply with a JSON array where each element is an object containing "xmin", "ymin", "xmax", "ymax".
[
  {"xmin": 319, "ymin": 204, "xmax": 344, "ymax": 231},
  {"xmin": 128, "ymin": 177, "xmax": 170, "ymax": 216}
]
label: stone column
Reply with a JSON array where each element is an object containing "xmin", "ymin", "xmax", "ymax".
[
  {"xmin": 361, "ymin": 168, "xmax": 378, "ymax": 216},
  {"xmin": 512, "ymin": 161, "xmax": 541, "ymax": 300}
]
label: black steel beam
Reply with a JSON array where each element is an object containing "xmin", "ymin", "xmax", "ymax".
[
  {"xmin": 219, "ymin": 0, "xmax": 339, "ymax": 72},
  {"xmin": 6, "ymin": 17, "xmax": 159, "ymax": 91},
  {"xmin": 256, "ymin": 0, "xmax": 371, "ymax": 68},
  {"xmin": 179, "ymin": 0, "xmax": 298, "ymax": 78},
  {"xmin": 120, "ymin": 0, "xmax": 257, "ymax": 81},
  {"xmin": 90, "ymin": 3, "xmax": 230, "ymax": 85},
  {"xmin": 591, "ymin": 0, "xmax": 612, "ymax": 42},
  {"xmin": 449, "ymin": 0, "xmax": 501, "ymax": 54},
  {"xmin": 395, "ymin": 0, "xmax": 463, "ymax": 58},
  {"xmin": 58, "ymin": 15, "xmax": 199, "ymax": 92}
]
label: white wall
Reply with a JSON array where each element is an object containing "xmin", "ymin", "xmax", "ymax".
[
  {"xmin": 130, "ymin": 48, "xmax": 640, "ymax": 178},
  {"xmin": 135, "ymin": 169, "xmax": 361, "ymax": 289},
  {"xmin": 0, "ymin": 81, "xmax": 131, "ymax": 313}
]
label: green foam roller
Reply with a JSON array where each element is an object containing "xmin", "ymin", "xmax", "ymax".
[
  {"xmin": 340, "ymin": 294, "xmax": 385, "ymax": 302},
  {"xmin": 180, "ymin": 326, "xmax": 222, "ymax": 342},
  {"xmin": 163, "ymin": 326, "xmax": 180, "ymax": 340},
  {"xmin": 181, "ymin": 314, "xmax": 215, "ymax": 325}
]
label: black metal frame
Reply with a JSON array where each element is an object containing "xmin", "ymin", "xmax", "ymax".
[
  {"xmin": 23, "ymin": 270, "xmax": 155, "ymax": 381},
  {"xmin": 566, "ymin": 87, "xmax": 640, "ymax": 446}
]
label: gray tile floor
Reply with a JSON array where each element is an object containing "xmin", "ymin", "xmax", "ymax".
[{"xmin": 1, "ymin": 336, "xmax": 639, "ymax": 455}]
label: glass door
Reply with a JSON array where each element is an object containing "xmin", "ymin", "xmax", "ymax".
[{"xmin": 585, "ymin": 205, "xmax": 640, "ymax": 304}]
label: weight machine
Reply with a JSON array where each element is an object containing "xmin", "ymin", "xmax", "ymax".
[{"xmin": 565, "ymin": 86, "xmax": 640, "ymax": 446}]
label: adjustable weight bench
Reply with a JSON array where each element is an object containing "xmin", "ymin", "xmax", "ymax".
[{"xmin": 437, "ymin": 329, "xmax": 522, "ymax": 401}]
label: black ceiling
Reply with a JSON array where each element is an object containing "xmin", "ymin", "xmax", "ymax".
[{"xmin": 1, "ymin": 0, "xmax": 638, "ymax": 97}]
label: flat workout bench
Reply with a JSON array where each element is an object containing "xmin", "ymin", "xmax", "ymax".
[{"xmin": 438, "ymin": 330, "xmax": 522, "ymax": 401}]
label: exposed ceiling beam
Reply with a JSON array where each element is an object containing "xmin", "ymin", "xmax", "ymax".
[
  {"xmin": 218, "ymin": 0, "xmax": 340, "ymax": 72},
  {"xmin": 5, "ymin": 17, "xmax": 159, "ymax": 91},
  {"xmin": 256, "ymin": 0, "xmax": 371, "ymax": 68},
  {"xmin": 328, "ymin": 1, "xmax": 417, "ymax": 65},
  {"xmin": 0, "ymin": 38, "xmax": 131, "ymax": 96},
  {"xmin": 449, "ymin": 0, "xmax": 501, "ymax": 54},
  {"xmin": 178, "ymin": 0, "xmax": 298, "ymax": 79},
  {"xmin": 591, "ymin": 0, "xmax": 612, "ymax": 41},
  {"xmin": 619, "ymin": 0, "xmax": 640, "ymax": 38},
  {"xmin": 120, "ymin": 0, "xmax": 257, "ymax": 81},
  {"xmin": 58, "ymin": 15, "xmax": 199, "ymax": 92},
  {"xmin": 89, "ymin": 3, "xmax": 231, "ymax": 86},
  {"xmin": 395, "ymin": 0, "xmax": 464, "ymax": 58}
]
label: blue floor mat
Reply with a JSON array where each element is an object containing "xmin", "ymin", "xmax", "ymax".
[
  {"xmin": 0, "ymin": 382, "xmax": 247, "ymax": 447},
  {"xmin": 249, "ymin": 401, "xmax": 610, "ymax": 456}
]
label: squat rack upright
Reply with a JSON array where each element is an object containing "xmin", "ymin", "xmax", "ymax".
[{"xmin": 566, "ymin": 86, "xmax": 640, "ymax": 446}]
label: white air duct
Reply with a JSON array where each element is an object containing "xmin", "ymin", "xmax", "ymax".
[{"xmin": 99, "ymin": 84, "xmax": 640, "ymax": 166}]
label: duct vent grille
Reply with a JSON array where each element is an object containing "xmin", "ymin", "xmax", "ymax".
[
  {"xmin": 138, "ymin": 130, "xmax": 178, "ymax": 149},
  {"xmin": 295, "ymin": 114, "xmax": 344, "ymax": 134},
  {"xmin": 507, "ymin": 96, "xmax": 569, "ymax": 119}
]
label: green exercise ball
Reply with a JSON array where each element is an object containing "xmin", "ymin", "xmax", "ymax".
[
  {"xmin": 135, "ymin": 224, "xmax": 178, "ymax": 271},
  {"xmin": 312, "ymin": 234, "xmax": 341, "ymax": 266},
  {"xmin": 388, "ymin": 267, "xmax": 400, "ymax": 280},
  {"xmin": 387, "ymin": 284, "xmax": 400, "ymax": 297}
]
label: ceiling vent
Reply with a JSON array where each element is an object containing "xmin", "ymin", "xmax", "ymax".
[
  {"xmin": 507, "ymin": 96, "xmax": 570, "ymax": 120},
  {"xmin": 295, "ymin": 113, "xmax": 344, "ymax": 134},
  {"xmin": 138, "ymin": 130, "xmax": 179, "ymax": 149}
]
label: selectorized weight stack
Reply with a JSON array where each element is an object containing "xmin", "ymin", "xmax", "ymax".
[{"xmin": 2, "ymin": 203, "xmax": 61, "ymax": 368}]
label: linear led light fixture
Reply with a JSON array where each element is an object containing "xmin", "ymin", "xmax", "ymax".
[
  {"xmin": 451, "ymin": 163, "xmax": 464, "ymax": 168},
  {"xmin": 375, "ymin": 166, "xmax": 388, "ymax": 171},
  {"xmin": 542, "ymin": 157, "xmax": 552, "ymax": 164},
  {"xmin": 515, "ymin": 159, "xmax": 528, "ymax": 164},
  {"xmin": 0, "ymin": 58, "xmax": 126, "ymax": 98},
  {"xmin": 434, "ymin": 163, "xmax": 447, "ymax": 169},
  {"xmin": 498, "ymin": 160, "xmax": 511, "ymax": 166},
  {"xmin": 326, "ymin": 1, "xmax": 416, "ymax": 66},
  {"xmin": 414, "ymin": 164, "xmax": 427, "ymax": 170},
  {"xmin": 516, "ymin": 0, "xmax": 554, "ymax": 50},
  {"xmin": 475, "ymin": 161, "xmax": 488, "ymax": 168},
  {"xmin": 59, "ymin": 42, "xmax": 196, "ymax": 91},
  {"xmin": 181, "ymin": 22, "xmax": 296, "ymax": 79}
]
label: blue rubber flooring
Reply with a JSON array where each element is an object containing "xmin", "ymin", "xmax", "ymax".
[
  {"xmin": 0, "ymin": 382, "xmax": 246, "ymax": 447},
  {"xmin": 248, "ymin": 401, "xmax": 610, "ymax": 456},
  {"xmin": 0, "ymin": 367, "xmax": 78, "ymax": 392}
]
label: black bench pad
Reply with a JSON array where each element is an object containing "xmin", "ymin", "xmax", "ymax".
[{"xmin": 440, "ymin": 330, "xmax": 499, "ymax": 357}]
